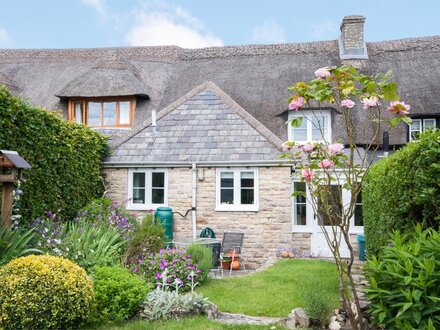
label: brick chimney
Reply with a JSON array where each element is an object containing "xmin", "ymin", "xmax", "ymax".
[{"xmin": 339, "ymin": 15, "xmax": 368, "ymax": 60}]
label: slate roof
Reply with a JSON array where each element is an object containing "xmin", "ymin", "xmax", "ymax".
[{"xmin": 106, "ymin": 82, "xmax": 283, "ymax": 164}]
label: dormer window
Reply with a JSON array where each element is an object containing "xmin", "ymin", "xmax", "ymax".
[
  {"xmin": 288, "ymin": 110, "xmax": 331, "ymax": 143},
  {"xmin": 68, "ymin": 97, "xmax": 135, "ymax": 128},
  {"xmin": 409, "ymin": 118, "xmax": 437, "ymax": 141}
]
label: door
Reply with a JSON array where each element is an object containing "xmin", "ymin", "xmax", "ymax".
[{"xmin": 310, "ymin": 184, "xmax": 350, "ymax": 258}]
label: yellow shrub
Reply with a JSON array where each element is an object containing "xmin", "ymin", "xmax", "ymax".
[{"xmin": 0, "ymin": 254, "xmax": 94, "ymax": 329}]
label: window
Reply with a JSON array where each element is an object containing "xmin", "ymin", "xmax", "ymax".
[
  {"xmin": 288, "ymin": 110, "xmax": 331, "ymax": 143},
  {"xmin": 354, "ymin": 191, "xmax": 363, "ymax": 226},
  {"xmin": 69, "ymin": 97, "xmax": 135, "ymax": 128},
  {"xmin": 409, "ymin": 118, "xmax": 437, "ymax": 141},
  {"xmin": 216, "ymin": 168, "xmax": 258, "ymax": 211},
  {"xmin": 293, "ymin": 182, "xmax": 307, "ymax": 225},
  {"xmin": 317, "ymin": 185, "xmax": 342, "ymax": 226},
  {"xmin": 128, "ymin": 169, "xmax": 167, "ymax": 210}
]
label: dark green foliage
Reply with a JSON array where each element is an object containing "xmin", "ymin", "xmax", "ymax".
[
  {"xmin": 185, "ymin": 243, "xmax": 213, "ymax": 282},
  {"xmin": 0, "ymin": 227, "xmax": 41, "ymax": 266},
  {"xmin": 0, "ymin": 85, "xmax": 108, "ymax": 222},
  {"xmin": 123, "ymin": 213, "xmax": 165, "ymax": 264},
  {"xmin": 89, "ymin": 266, "xmax": 150, "ymax": 323},
  {"xmin": 365, "ymin": 226, "xmax": 440, "ymax": 330},
  {"xmin": 363, "ymin": 130, "xmax": 440, "ymax": 256}
]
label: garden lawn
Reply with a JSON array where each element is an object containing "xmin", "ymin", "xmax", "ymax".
[
  {"xmin": 198, "ymin": 259, "xmax": 339, "ymax": 317},
  {"xmin": 92, "ymin": 316, "xmax": 289, "ymax": 329}
]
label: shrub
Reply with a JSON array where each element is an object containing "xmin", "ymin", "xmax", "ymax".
[
  {"xmin": 124, "ymin": 213, "xmax": 165, "ymax": 264},
  {"xmin": 139, "ymin": 269, "xmax": 211, "ymax": 320},
  {"xmin": 89, "ymin": 266, "xmax": 150, "ymax": 323},
  {"xmin": 130, "ymin": 248, "xmax": 201, "ymax": 291},
  {"xmin": 0, "ymin": 226, "xmax": 41, "ymax": 266},
  {"xmin": 363, "ymin": 130, "xmax": 440, "ymax": 256},
  {"xmin": 0, "ymin": 85, "xmax": 108, "ymax": 223},
  {"xmin": 77, "ymin": 198, "xmax": 135, "ymax": 237},
  {"xmin": 0, "ymin": 254, "xmax": 93, "ymax": 329},
  {"xmin": 365, "ymin": 225, "xmax": 440, "ymax": 330},
  {"xmin": 185, "ymin": 243, "xmax": 213, "ymax": 282},
  {"xmin": 302, "ymin": 282, "xmax": 337, "ymax": 327},
  {"xmin": 30, "ymin": 214, "xmax": 125, "ymax": 272}
]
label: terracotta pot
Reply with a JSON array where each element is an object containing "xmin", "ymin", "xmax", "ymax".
[
  {"xmin": 231, "ymin": 260, "xmax": 240, "ymax": 270},
  {"xmin": 222, "ymin": 261, "xmax": 232, "ymax": 270}
]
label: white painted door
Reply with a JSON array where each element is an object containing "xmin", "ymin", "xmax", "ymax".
[{"xmin": 310, "ymin": 184, "xmax": 351, "ymax": 258}]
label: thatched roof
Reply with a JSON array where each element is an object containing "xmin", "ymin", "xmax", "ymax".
[
  {"xmin": 0, "ymin": 72, "xmax": 21, "ymax": 94},
  {"xmin": 0, "ymin": 35, "xmax": 439, "ymax": 148},
  {"xmin": 56, "ymin": 54, "xmax": 149, "ymax": 98}
]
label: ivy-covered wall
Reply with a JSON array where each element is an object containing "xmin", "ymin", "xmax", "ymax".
[
  {"xmin": 363, "ymin": 130, "xmax": 440, "ymax": 256},
  {"xmin": 0, "ymin": 85, "xmax": 108, "ymax": 223}
]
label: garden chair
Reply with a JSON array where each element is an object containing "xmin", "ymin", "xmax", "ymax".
[{"xmin": 219, "ymin": 231, "xmax": 246, "ymax": 277}]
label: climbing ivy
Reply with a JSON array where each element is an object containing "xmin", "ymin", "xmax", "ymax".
[{"xmin": 0, "ymin": 85, "xmax": 108, "ymax": 223}]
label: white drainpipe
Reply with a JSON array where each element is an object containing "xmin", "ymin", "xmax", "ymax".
[{"xmin": 192, "ymin": 163, "xmax": 197, "ymax": 239}]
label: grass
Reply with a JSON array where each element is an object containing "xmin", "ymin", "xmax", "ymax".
[
  {"xmin": 91, "ymin": 316, "xmax": 288, "ymax": 330},
  {"xmin": 198, "ymin": 259, "xmax": 340, "ymax": 317}
]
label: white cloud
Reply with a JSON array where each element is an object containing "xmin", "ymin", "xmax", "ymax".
[
  {"xmin": 0, "ymin": 28, "xmax": 9, "ymax": 46},
  {"xmin": 126, "ymin": 2, "xmax": 223, "ymax": 48},
  {"xmin": 81, "ymin": 0, "xmax": 107, "ymax": 15},
  {"xmin": 310, "ymin": 20, "xmax": 337, "ymax": 40},
  {"xmin": 252, "ymin": 18, "xmax": 285, "ymax": 44}
]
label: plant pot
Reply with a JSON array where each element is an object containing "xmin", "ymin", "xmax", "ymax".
[
  {"xmin": 222, "ymin": 261, "xmax": 232, "ymax": 270},
  {"xmin": 231, "ymin": 259, "xmax": 240, "ymax": 270}
]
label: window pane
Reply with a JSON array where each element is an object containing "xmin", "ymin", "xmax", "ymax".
[
  {"xmin": 410, "ymin": 119, "xmax": 421, "ymax": 132},
  {"xmin": 241, "ymin": 188, "xmax": 254, "ymax": 205},
  {"xmin": 318, "ymin": 185, "xmax": 342, "ymax": 226},
  {"xmin": 74, "ymin": 102, "xmax": 83, "ymax": 124},
  {"xmin": 152, "ymin": 189, "xmax": 164, "ymax": 204},
  {"xmin": 119, "ymin": 101, "xmax": 131, "ymax": 125},
  {"xmin": 152, "ymin": 172, "xmax": 165, "ymax": 188},
  {"xmin": 240, "ymin": 172, "xmax": 254, "ymax": 188},
  {"xmin": 220, "ymin": 172, "xmax": 234, "ymax": 188},
  {"xmin": 355, "ymin": 192, "xmax": 363, "ymax": 226},
  {"xmin": 133, "ymin": 188, "xmax": 145, "ymax": 204},
  {"xmin": 312, "ymin": 116, "xmax": 327, "ymax": 140},
  {"xmin": 424, "ymin": 119, "xmax": 436, "ymax": 130},
  {"xmin": 294, "ymin": 182, "xmax": 307, "ymax": 225},
  {"xmin": 220, "ymin": 189, "xmax": 234, "ymax": 204},
  {"xmin": 133, "ymin": 172, "xmax": 145, "ymax": 188},
  {"xmin": 88, "ymin": 102, "xmax": 101, "ymax": 126},
  {"xmin": 292, "ymin": 128, "xmax": 307, "ymax": 141},
  {"xmin": 103, "ymin": 102, "xmax": 117, "ymax": 126}
]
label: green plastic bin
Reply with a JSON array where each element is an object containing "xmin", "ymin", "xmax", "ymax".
[
  {"xmin": 154, "ymin": 207, "xmax": 173, "ymax": 241},
  {"xmin": 357, "ymin": 234, "xmax": 366, "ymax": 261}
]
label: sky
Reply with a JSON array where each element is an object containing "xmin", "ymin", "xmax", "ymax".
[{"xmin": 0, "ymin": 0, "xmax": 439, "ymax": 49}]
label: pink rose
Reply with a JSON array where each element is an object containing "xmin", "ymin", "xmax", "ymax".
[
  {"xmin": 387, "ymin": 101, "xmax": 410, "ymax": 116},
  {"xmin": 362, "ymin": 96, "xmax": 379, "ymax": 109},
  {"xmin": 328, "ymin": 143, "xmax": 344, "ymax": 155},
  {"xmin": 341, "ymin": 99, "xmax": 355, "ymax": 109},
  {"xmin": 282, "ymin": 141, "xmax": 294, "ymax": 151},
  {"xmin": 289, "ymin": 97, "xmax": 305, "ymax": 111},
  {"xmin": 318, "ymin": 159, "xmax": 334, "ymax": 169},
  {"xmin": 301, "ymin": 169, "xmax": 314, "ymax": 182},
  {"xmin": 300, "ymin": 144, "xmax": 314, "ymax": 153},
  {"xmin": 314, "ymin": 67, "xmax": 331, "ymax": 79}
]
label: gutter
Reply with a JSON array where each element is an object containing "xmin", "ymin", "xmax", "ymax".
[
  {"xmin": 191, "ymin": 163, "xmax": 197, "ymax": 240},
  {"xmin": 103, "ymin": 159, "xmax": 291, "ymax": 168}
]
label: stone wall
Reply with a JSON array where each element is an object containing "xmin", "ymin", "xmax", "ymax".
[{"xmin": 104, "ymin": 167, "xmax": 363, "ymax": 267}]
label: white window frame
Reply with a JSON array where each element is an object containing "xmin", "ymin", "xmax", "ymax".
[
  {"xmin": 288, "ymin": 110, "xmax": 332, "ymax": 143},
  {"xmin": 409, "ymin": 118, "xmax": 437, "ymax": 141},
  {"xmin": 127, "ymin": 168, "xmax": 168, "ymax": 210},
  {"xmin": 215, "ymin": 168, "xmax": 259, "ymax": 212}
]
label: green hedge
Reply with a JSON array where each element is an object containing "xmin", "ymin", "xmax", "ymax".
[
  {"xmin": 363, "ymin": 130, "xmax": 440, "ymax": 256},
  {"xmin": 0, "ymin": 85, "xmax": 108, "ymax": 222}
]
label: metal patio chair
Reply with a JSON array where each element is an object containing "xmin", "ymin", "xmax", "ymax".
[{"xmin": 219, "ymin": 231, "xmax": 246, "ymax": 277}]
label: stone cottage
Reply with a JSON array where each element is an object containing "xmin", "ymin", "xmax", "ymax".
[{"xmin": 1, "ymin": 16, "xmax": 439, "ymax": 267}]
